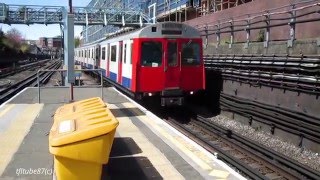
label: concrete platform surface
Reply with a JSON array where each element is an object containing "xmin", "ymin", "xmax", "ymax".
[{"xmin": 0, "ymin": 87, "xmax": 245, "ymax": 180}]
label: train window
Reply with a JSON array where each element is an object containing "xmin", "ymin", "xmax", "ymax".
[
  {"xmin": 107, "ymin": 44, "xmax": 110, "ymax": 60},
  {"xmin": 123, "ymin": 44, "xmax": 127, "ymax": 64},
  {"xmin": 92, "ymin": 49, "xmax": 94, "ymax": 59},
  {"xmin": 168, "ymin": 42, "xmax": 177, "ymax": 67},
  {"xmin": 111, "ymin": 45, "xmax": 116, "ymax": 62},
  {"xmin": 102, "ymin": 47, "xmax": 106, "ymax": 60},
  {"xmin": 181, "ymin": 41, "xmax": 200, "ymax": 65},
  {"xmin": 141, "ymin": 41, "xmax": 162, "ymax": 67},
  {"xmin": 130, "ymin": 43, "xmax": 133, "ymax": 64},
  {"xmin": 85, "ymin": 50, "xmax": 87, "ymax": 58}
]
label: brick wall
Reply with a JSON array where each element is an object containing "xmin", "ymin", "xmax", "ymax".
[{"xmin": 186, "ymin": 0, "xmax": 320, "ymax": 42}]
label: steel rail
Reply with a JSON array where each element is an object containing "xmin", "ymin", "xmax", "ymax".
[
  {"xmin": 165, "ymin": 114, "xmax": 302, "ymax": 179},
  {"xmin": 219, "ymin": 95, "xmax": 320, "ymax": 144},
  {"xmin": 0, "ymin": 61, "xmax": 61, "ymax": 104},
  {"xmin": 196, "ymin": 115, "xmax": 320, "ymax": 180}
]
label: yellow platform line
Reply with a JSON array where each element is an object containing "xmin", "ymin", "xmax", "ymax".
[
  {"xmin": 0, "ymin": 104, "xmax": 15, "ymax": 118},
  {"xmin": 0, "ymin": 104, "xmax": 43, "ymax": 176}
]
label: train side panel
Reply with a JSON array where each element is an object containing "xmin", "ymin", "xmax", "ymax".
[
  {"xmin": 179, "ymin": 38, "xmax": 206, "ymax": 91},
  {"xmin": 109, "ymin": 42, "xmax": 119, "ymax": 82},
  {"xmin": 121, "ymin": 39, "xmax": 133, "ymax": 89},
  {"xmin": 100, "ymin": 44, "xmax": 107, "ymax": 76},
  {"xmin": 134, "ymin": 38, "xmax": 165, "ymax": 93}
]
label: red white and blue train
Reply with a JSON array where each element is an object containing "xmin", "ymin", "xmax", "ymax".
[{"xmin": 75, "ymin": 22, "xmax": 205, "ymax": 106}]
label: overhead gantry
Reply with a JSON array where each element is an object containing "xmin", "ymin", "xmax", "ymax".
[{"xmin": 0, "ymin": 3, "xmax": 154, "ymax": 88}]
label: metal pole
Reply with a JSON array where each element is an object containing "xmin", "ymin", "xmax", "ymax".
[
  {"xmin": 68, "ymin": 0, "xmax": 74, "ymax": 102},
  {"xmin": 69, "ymin": 0, "xmax": 73, "ymax": 13},
  {"xmin": 37, "ymin": 70, "xmax": 40, "ymax": 103},
  {"xmin": 229, "ymin": 19, "xmax": 234, "ymax": 49},
  {"xmin": 70, "ymin": 83, "xmax": 74, "ymax": 101},
  {"xmin": 100, "ymin": 69, "xmax": 103, "ymax": 100}
]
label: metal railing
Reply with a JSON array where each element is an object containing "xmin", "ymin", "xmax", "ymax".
[
  {"xmin": 196, "ymin": 0, "xmax": 320, "ymax": 48},
  {"xmin": 0, "ymin": 3, "xmax": 152, "ymax": 26},
  {"xmin": 37, "ymin": 68, "xmax": 103, "ymax": 103},
  {"xmin": 204, "ymin": 54, "xmax": 320, "ymax": 95}
]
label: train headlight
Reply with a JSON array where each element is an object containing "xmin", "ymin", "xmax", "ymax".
[
  {"xmin": 190, "ymin": 91, "xmax": 194, "ymax": 95},
  {"xmin": 148, "ymin": 93, "xmax": 153, "ymax": 96}
]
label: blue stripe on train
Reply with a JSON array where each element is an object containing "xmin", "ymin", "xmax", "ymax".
[
  {"xmin": 101, "ymin": 69, "xmax": 106, "ymax": 77},
  {"xmin": 122, "ymin": 77, "xmax": 131, "ymax": 89},
  {"xmin": 110, "ymin": 72, "xmax": 117, "ymax": 81},
  {"xmin": 87, "ymin": 64, "xmax": 93, "ymax": 69}
]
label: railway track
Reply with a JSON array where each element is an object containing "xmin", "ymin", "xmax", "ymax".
[
  {"xmin": 0, "ymin": 60, "xmax": 61, "ymax": 104},
  {"xmin": 162, "ymin": 108, "xmax": 320, "ymax": 180},
  {"xmin": 0, "ymin": 59, "xmax": 50, "ymax": 79}
]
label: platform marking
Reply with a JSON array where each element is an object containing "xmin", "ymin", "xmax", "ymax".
[
  {"xmin": 0, "ymin": 104, "xmax": 43, "ymax": 176},
  {"xmin": 0, "ymin": 87, "xmax": 29, "ymax": 110},
  {"xmin": 113, "ymin": 115, "xmax": 185, "ymax": 179},
  {"xmin": 121, "ymin": 102, "xmax": 242, "ymax": 179},
  {"xmin": 138, "ymin": 114, "xmax": 212, "ymax": 170},
  {"xmin": 109, "ymin": 88, "xmax": 246, "ymax": 179},
  {"xmin": 0, "ymin": 104, "xmax": 15, "ymax": 118}
]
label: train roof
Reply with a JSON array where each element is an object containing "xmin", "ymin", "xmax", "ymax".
[
  {"xmin": 77, "ymin": 22, "xmax": 201, "ymax": 48},
  {"xmin": 104, "ymin": 22, "xmax": 201, "ymax": 40}
]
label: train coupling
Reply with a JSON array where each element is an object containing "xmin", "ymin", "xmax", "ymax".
[
  {"xmin": 161, "ymin": 97, "xmax": 184, "ymax": 106},
  {"xmin": 161, "ymin": 88, "xmax": 184, "ymax": 106}
]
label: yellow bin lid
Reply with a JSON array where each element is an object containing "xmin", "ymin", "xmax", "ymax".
[
  {"xmin": 50, "ymin": 101, "xmax": 119, "ymax": 147},
  {"xmin": 54, "ymin": 97, "xmax": 106, "ymax": 118}
]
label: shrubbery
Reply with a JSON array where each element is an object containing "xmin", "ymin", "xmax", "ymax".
[{"xmin": 0, "ymin": 28, "xmax": 31, "ymax": 64}]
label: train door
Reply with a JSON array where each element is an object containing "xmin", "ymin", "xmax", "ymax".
[
  {"xmin": 179, "ymin": 38, "xmax": 205, "ymax": 90},
  {"xmin": 106, "ymin": 44, "xmax": 110, "ymax": 77},
  {"xmin": 121, "ymin": 40, "xmax": 133, "ymax": 89},
  {"xmin": 164, "ymin": 39, "xmax": 180, "ymax": 88},
  {"xmin": 109, "ymin": 42, "xmax": 118, "ymax": 82},
  {"xmin": 95, "ymin": 45, "xmax": 100, "ymax": 69}
]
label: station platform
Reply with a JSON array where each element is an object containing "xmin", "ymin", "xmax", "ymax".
[{"xmin": 0, "ymin": 87, "xmax": 245, "ymax": 180}]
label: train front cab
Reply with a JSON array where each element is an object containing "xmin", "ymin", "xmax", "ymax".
[{"xmin": 135, "ymin": 37, "xmax": 205, "ymax": 106}]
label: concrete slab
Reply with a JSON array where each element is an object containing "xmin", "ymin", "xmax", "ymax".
[{"xmin": 0, "ymin": 87, "xmax": 245, "ymax": 180}]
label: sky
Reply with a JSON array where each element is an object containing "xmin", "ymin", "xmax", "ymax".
[{"xmin": 0, "ymin": 0, "xmax": 92, "ymax": 40}]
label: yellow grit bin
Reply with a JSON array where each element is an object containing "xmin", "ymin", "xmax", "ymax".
[{"xmin": 49, "ymin": 97, "xmax": 119, "ymax": 180}]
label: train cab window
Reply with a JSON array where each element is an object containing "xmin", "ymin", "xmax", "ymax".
[
  {"xmin": 168, "ymin": 42, "xmax": 177, "ymax": 67},
  {"xmin": 141, "ymin": 41, "xmax": 162, "ymax": 67},
  {"xmin": 102, "ymin": 47, "xmax": 106, "ymax": 60},
  {"xmin": 111, "ymin": 45, "xmax": 116, "ymax": 62},
  {"xmin": 181, "ymin": 41, "xmax": 200, "ymax": 65}
]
